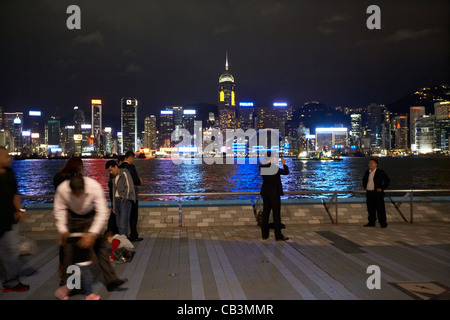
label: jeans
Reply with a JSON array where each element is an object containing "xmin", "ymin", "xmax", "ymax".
[
  {"xmin": 0, "ymin": 224, "xmax": 22, "ymax": 288},
  {"xmin": 114, "ymin": 199, "xmax": 132, "ymax": 236}
]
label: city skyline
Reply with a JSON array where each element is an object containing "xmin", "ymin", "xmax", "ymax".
[{"xmin": 1, "ymin": 1, "xmax": 449, "ymax": 119}]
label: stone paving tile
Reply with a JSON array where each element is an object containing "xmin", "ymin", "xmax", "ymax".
[{"xmin": 1, "ymin": 222, "xmax": 449, "ymax": 301}]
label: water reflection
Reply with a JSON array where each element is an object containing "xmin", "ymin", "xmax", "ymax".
[{"xmin": 11, "ymin": 156, "xmax": 450, "ymax": 204}]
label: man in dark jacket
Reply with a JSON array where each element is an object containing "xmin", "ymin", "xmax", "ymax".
[
  {"xmin": 0, "ymin": 146, "xmax": 29, "ymax": 292},
  {"xmin": 362, "ymin": 158, "xmax": 391, "ymax": 228},
  {"xmin": 119, "ymin": 151, "xmax": 143, "ymax": 241},
  {"xmin": 259, "ymin": 152, "xmax": 289, "ymax": 241}
]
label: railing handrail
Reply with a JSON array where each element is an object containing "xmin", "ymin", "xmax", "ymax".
[{"xmin": 19, "ymin": 189, "xmax": 450, "ymax": 199}]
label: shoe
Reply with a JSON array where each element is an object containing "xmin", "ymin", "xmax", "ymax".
[
  {"xmin": 106, "ymin": 278, "xmax": 128, "ymax": 292},
  {"xmin": 114, "ymin": 257, "xmax": 127, "ymax": 264},
  {"xmin": 364, "ymin": 224, "xmax": 375, "ymax": 227},
  {"xmin": 276, "ymin": 236, "xmax": 289, "ymax": 241},
  {"xmin": 129, "ymin": 237, "xmax": 143, "ymax": 242},
  {"xmin": 262, "ymin": 236, "xmax": 268, "ymax": 240},
  {"xmin": 3, "ymin": 282, "xmax": 30, "ymax": 293},
  {"xmin": 85, "ymin": 293, "xmax": 101, "ymax": 300},
  {"xmin": 380, "ymin": 224, "xmax": 388, "ymax": 228}
]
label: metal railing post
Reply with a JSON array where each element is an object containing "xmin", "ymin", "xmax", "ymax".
[
  {"xmin": 178, "ymin": 197, "xmax": 183, "ymax": 227},
  {"xmin": 335, "ymin": 191, "xmax": 338, "ymax": 225},
  {"xmin": 410, "ymin": 191, "xmax": 414, "ymax": 224}
]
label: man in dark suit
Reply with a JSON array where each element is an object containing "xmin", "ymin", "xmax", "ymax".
[
  {"xmin": 362, "ymin": 158, "xmax": 391, "ymax": 228},
  {"xmin": 119, "ymin": 151, "xmax": 143, "ymax": 241},
  {"xmin": 259, "ymin": 152, "xmax": 289, "ymax": 241}
]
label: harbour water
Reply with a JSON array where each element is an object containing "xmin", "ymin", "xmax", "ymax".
[{"xmin": 11, "ymin": 156, "xmax": 450, "ymax": 203}]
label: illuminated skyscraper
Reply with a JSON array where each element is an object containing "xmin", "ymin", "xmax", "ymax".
[
  {"xmin": 393, "ymin": 115, "xmax": 408, "ymax": 150},
  {"xmin": 91, "ymin": 99, "xmax": 103, "ymax": 154},
  {"xmin": 159, "ymin": 109, "xmax": 174, "ymax": 148},
  {"xmin": 218, "ymin": 52, "xmax": 238, "ymax": 132},
  {"xmin": 144, "ymin": 115, "xmax": 157, "ymax": 151},
  {"xmin": 3, "ymin": 112, "xmax": 23, "ymax": 152},
  {"xmin": 73, "ymin": 106, "xmax": 85, "ymax": 134},
  {"xmin": 410, "ymin": 106, "xmax": 425, "ymax": 151},
  {"xmin": 121, "ymin": 97, "xmax": 138, "ymax": 153},
  {"xmin": 416, "ymin": 115, "xmax": 436, "ymax": 154},
  {"xmin": 46, "ymin": 117, "xmax": 60, "ymax": 146},
  {"xmin": 434, "ymin": 101, "xmax": 450, "ymax": 152},
  {"xmin": 238, "ymin": 102, "xmax": 255, "ymax": 131}
]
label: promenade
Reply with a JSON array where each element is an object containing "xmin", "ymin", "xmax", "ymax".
[{"xmin": 1, "ymin": 220, "xmax": 449, "ymax": 301}]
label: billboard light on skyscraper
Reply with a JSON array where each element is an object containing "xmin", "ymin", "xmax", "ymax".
[
  {"xmin": 316, "ymin": 127, "xmax": 348, "ymax": 133},
  {"xmin": 183, "ymin": 110, "xmax": 196, "ymax": 115},
  {"xmin": 239, "ymin": 102, "xmax": 254, "ymax": 107},
  {"xmin": 29, "ymin": 111, "xmax": 42, "ymax": 116},
  {"xmin": 91, "ymin": 99, "xmax": 102, "ymax": 105},
  {"xmin": 273, "ymin": 102, "xmax": 288, "ymax": 107}
]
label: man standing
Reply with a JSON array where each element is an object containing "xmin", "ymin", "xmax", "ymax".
[
  {"xmin": 259, "ymin": 152, "xmax": 289, "ymax": 241},
  {"xmin": 362, "ymin": 158, "xmax": 391, "ymax": 228},
  {"xmin": 119, "ymin": 151, "xmax": 143, "ymax": 241},
  {"xmin": 105, "ymin": 160, "xmax": 136, "ymax": 236},
  {"xmin": 0, "ymin": 146, "xmax": 29, "ymax": 293},
  {"xmin": 53, "ymin": 173, "xmax": 127, "ymax": 293}
]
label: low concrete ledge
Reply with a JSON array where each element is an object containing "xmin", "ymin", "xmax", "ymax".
[{"xmin": 20, "ymin": 196, "xmax": 450, "ymax": 233}]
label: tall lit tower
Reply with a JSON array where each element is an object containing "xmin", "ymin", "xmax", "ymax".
[
  {"xmin": 218, "ymin": 52, "xmax": 238, "ymax": 132},
  {"xmin": 144, "ymin": 115, "xmax": 157, "ymax": 151},
  {"xmin": 410, "ymin": 106, "xmax": 425, "ymax": 151},
  {"xmin": 91, "ymin": 99, "xmax": 103, "ymax": 155},
  {"xmin": 121, "ymin": 97, "xmax": 138, "ymax": 153}
]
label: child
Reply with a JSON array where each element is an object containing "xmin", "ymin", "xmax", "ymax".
[
  {"xmin": 104, "ymin": 231, "xmax": 136, "ymax": 264},
  {"xmin": 54, "ymin": 233, "xmax": 100, "ymax": 300}
]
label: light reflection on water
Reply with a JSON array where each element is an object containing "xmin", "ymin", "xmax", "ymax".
[{"xmin": 11, "ymin": 156, "xmax": 450, "ymax": 203}]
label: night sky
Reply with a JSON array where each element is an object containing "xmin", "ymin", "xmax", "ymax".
[{"xmin": 1, "ymin": 0, "xmax": 449, "ymax": 122}]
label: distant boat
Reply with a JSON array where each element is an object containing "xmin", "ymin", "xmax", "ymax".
[{"xmin": 294, "ymin": 152, "xmax": 343, "ymax": 161}]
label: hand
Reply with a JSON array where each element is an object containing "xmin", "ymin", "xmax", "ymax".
[
  {"xmin": 60, "ymin": 231, "xmax": 69, "ymax": 246},
  {"xmin": 281, "ymin": 157, "xmax": 286, "ymax": 165},
  {"xmin": 15, "ymin": 210, "xmax": 26, "ymax": 222},
  {"xmin": 376, "ymin": 188, "xmax": 383, "ymax": 192},
  {"xmin": 77, "ymin": 234, "xmax": 96, "ymax": 249}
]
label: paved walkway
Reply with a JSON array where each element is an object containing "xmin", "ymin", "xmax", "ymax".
[{"xmin": 1, "ymin": 222, "xmax": 449, "ymax": 301}]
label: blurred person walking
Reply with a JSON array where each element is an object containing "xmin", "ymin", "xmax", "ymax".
[
  {"xmin": 53, "ymin": 169, "xmax": 127, "ymax": 297},
  {"xmin": 0, "ymin": 146, "xmax": 30, "ymax": 292}
]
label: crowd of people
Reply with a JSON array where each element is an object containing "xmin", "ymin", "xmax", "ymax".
[{"xmin": 0, "ymin": 145, "xmax": 391, "ymax": 299}]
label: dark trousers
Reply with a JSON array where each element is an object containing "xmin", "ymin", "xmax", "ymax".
[
  {"xmin": 107, "ymin": 210, "xmax": 119, "ymax": 234},
  {"xmin": 62, "ymin": 236, "xmax": 117, "ymax": 286},
  {"xmin": 366, "ymin": 191, "xmax": 387, "ymax": 226},
  {"xmin": 61, "ymin": 210, "xmax": 120, "ymax": 287},
  {"xmin": 129, "ymin": 197, "xmax": 139, "ymax": 239},
  {"xmin": 261, "ymin": 196, "xmax": 283, "ymax": 239}
]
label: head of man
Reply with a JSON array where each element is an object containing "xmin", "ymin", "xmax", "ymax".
[
  {"xmin": 105, "ymin": 160, "xmax": 120, "ymax": 176},
  {"xmin": 117, "ymin": 155, "xmax": 125, "ymax": 166},
  {"xmin": 368, "ymin": 158, "xmax": 378, "ymax": 171},
  {"xmin": 124, "ymin": 150, "xmax": 135, "ymax": 164},
  {"xmin": 0, "ymin": 146, "xmax": 12, "ymax": 169},
  {"xmin": 69, "ymin": 175, "xmax": 85, "ymax": 198}
]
